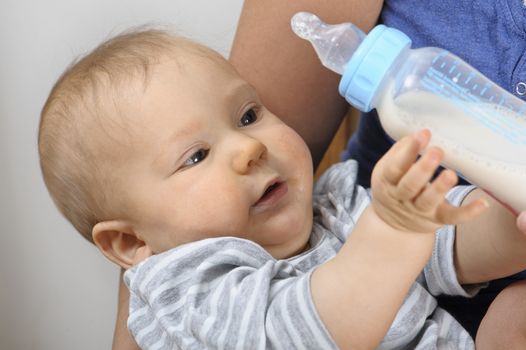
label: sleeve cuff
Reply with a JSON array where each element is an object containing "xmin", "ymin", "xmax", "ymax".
[{"xmin": 423, "ymin": 185, "xmax": 488, "ymax": 297}]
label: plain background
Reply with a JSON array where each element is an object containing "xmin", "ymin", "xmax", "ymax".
[{"xmin": 1, "ymin": 1, "xmax": 243, "ymax": 348}]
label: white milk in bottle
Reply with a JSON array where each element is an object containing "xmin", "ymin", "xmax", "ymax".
[
  {"xmin": 291, "ymin": 12, "xmax": 526, "ymax": 213},
  {"xmin": 378, "ymin": 82, "xmax": 526, "ymax": 213}
]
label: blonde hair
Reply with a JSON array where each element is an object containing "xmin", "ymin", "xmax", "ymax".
[{"xmin": 38, "ymin": 29, "xmax": 225, "ymax": 243}]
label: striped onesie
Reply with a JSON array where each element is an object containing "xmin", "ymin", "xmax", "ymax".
[{"xmin": 124, "ymin": 160, "xmax": 485, "ymax": 349}]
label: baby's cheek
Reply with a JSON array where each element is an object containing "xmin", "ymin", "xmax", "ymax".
[{"xmin": 277, "ymin": 126, "xmax": 311, "ymax": 158}]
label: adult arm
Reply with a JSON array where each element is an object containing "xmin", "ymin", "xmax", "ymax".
[
  {"xmin": 453, "ymin": 192, "xmax": 526, "ymax": 284},
  {"xmin": 229, "ymin": 0, "xmax": 383, "ymax": 167},
  {"xmin": 112, "ymin": 269, "xmax": 140, "ymax": 350}
]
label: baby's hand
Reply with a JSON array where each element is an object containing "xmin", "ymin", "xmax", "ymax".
[{"xmin": 371, "ymin": 129, "xmax": 487, "ymax": 234}]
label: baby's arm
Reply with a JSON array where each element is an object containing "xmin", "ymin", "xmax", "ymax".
[
  {"xmin": 453, "ymin": 191, "xmax": 526, "ymax": 285},
  {"xmin": 310, "ymin": 129, "xmax": 486, "ymax": 350}
]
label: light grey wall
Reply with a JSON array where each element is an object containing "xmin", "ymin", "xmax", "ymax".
[{"xmin": 0, "ymin": 1, "xmax": 243, "ymax": 349}]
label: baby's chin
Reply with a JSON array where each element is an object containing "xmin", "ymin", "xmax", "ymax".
[
  {"xmin": 275, "ymin": 242, "xmax": 311, "ymax": 260},
  {"xmin": 267, "ymin": 230, "xmax": 312, "ymax": 260}
]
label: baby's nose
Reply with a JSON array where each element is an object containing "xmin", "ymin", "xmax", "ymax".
[{"xmin": 231, "ymin": 136, "xmax": 267, "ymax": 174}]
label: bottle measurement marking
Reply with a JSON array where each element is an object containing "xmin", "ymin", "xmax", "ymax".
[
  {"xmin": 442, "ymin": 53, "xmax": 525, "ymax": 127},
  {"xmin": 427, "ymin": 93, "xmax": 523, "ymax": 144},
  {"xmin": 422, "ymin": 67, "xmax": 526, "ymax": 145},
  {"xmin": 465, "ymin": 72, "xmax": 475, "ymax": 84},
  {"xmin": 431, "ymin": 51, "xmax": 448, "ymax": 64},
  {"xmin": 426, "ymin": 70, "xmax": 506, "ymax": 121},
  {"xmin": 431, "ymin": 56, "xmax": 517, "ymax": 109}
]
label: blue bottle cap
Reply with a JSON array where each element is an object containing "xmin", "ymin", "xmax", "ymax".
[{"xmin": 339, "ymin": 25, "xmax": 412, "ymax": 112}]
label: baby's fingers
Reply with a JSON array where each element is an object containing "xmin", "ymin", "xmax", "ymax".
[
  {"xmin": 379, "ymin": 129, "xmax": 431, "ymax": 185},
  {"xmin": 397, "ymin": 146, "xmax": 444, "ymax": 200},
  {"xmin": 413, "ymin": 169, "xmax": 457, "ymax": 211},
  {"xmin": 436, "ymin": 197, "xmax": 489, "ymax": 225}
]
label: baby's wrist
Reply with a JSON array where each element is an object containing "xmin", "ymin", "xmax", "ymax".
[
  {"xmin": 355, "ymin": 206, "xmax": 436, "ymax": 264},
  {"xmin": 370, "ymin": 202, "xmax": 438, "ymax": 236},
  {"xmin": 368, "ymin": 205, "xmax": 436, "ymax": 240}
]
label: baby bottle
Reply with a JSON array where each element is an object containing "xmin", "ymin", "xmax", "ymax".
[{"xmin": 291, "ymin": 12, "xmax": 526, "ymax": 214}]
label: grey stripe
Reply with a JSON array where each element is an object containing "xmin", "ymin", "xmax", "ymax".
[{"xmin": 125, "ymin": 160, "xmax": 477, "ymax": 349}]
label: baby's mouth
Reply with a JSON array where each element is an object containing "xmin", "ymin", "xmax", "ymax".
[{"xmin": 254, "ymin": 181, "xmax": 288, "ymax": 207}]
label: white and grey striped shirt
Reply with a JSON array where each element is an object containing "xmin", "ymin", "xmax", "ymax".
[{"xmin": 124, "ymin": 160, "xmax": 485, "ymax": 349}]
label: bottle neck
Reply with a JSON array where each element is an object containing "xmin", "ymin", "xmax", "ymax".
[{"xmin": 338, "ymin": 25, "xmax": 412, "ymax": 112}]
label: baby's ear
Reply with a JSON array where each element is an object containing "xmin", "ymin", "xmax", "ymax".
[{"xmin": 92, "ymin": 221, "xmax": 152, "ymax": 269}]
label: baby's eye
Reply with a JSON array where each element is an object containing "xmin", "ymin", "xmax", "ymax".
[
  {"xmin": 238, "ymin": 108, "xmax": 258, "ymax": 127},
  {"xmin": 182, "ymin": 148, "xmax": 209, "ymax": 168}
]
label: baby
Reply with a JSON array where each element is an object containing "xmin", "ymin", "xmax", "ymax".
[{"xmin": 38, "ymin": 29, "xmax": 526, "ymax": 349}]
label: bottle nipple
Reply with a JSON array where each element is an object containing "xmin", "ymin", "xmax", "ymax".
[{"xmin": 291, "ymin": 12, "xmax": 366, "ymax": 74}]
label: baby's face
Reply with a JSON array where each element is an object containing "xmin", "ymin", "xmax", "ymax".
[{"xmin": 116, "ymin": 54, "xmax": 314, "ymax": 259}]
